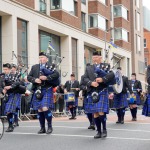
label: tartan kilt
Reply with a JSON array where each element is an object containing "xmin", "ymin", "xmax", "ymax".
[
  {"xmin": 84, "ymin": 96, "xmax": 89, "ymax": 113},
  {"xmin": 66, "ymin": 97, "xmax": 78, "ymax": 108},
  {"xmin": 15, "ymin": 93, "xmax": 22, "ymax": 109},
  {"xmin": 85, "ymin": 90, "xmax": 109, "ymax": 114},
  {"xmin": 32, "ymin": 88, "xmax": 54, "ymax": 110},
  {"xmin": 142, "ymin": 94, "xmax": 150, "ymax": 117},
  {"xmin": 5, "ymin": 93, "xmax": 18, "ymax": 114},
  {"xmin": 113, "ymin": 93, "xmax": 128, "ymax": 109}
]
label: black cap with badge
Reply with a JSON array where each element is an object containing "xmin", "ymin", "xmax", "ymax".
[
  {"xmin": 3, "ymin": 63, "xmax": 12, "ymax": 69},
  {"xmin": 92, "ymin": 51, "xmax": 101, "ymax": 56},
  {"xmin": 39, "ymin": 52, "xmax": 48, "ymax": 57}
]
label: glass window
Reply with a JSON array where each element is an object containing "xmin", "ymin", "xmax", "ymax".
[
  {"xmin": 138, "ymin": 61, "xmax": 145, "ymax": 74},
  {"xmin": 144, "ymin": 39, "xmax": 147, "ymax": 48},
  {"xmin": 137, "ymin": 12, "xmax": 140, "ymax": 31},
  {"xmin": 114, "ymin": 28, "xmax": 128, "ymax": 42},
  {"xmin": 39, "ymin": 0, "xmax": 46, "ymax": 14},
  {"xmin": 50, "ymin": 0, "xmax": 77, "ymax": 16},
  {"xmin": 81, "ymin": 0, "xmax": 86, "ymax": 5},
  {"xmin": 17, "ymin": 19, "xmax": 28, "ymax": 68},
  {"xmin": 0, "ymin": 16, "xmax": 1, "ymax": 72},
  {"xmin": 50, "ymin": 0, "xmax": 61, "ymax": 9},
  {"xmin": 89, "ymin": 15, "xmax": 98, "ymax": 28},
  {"xmin": 39, "ymin": 31, "xmax": 60, "ymax": 65},
  {"xmin": 137, "ymin": 35, "xmax": 141, "ymax": 52},
  {"xmin": 114, "ymin": 5, "xmax": 128, "ymax": 20},
  {"xmin": 98, "ymin": 15, "xmax": 106, "ymax": 30},
  {"xmin": 89, "ymin": 14, "xmax": 107, "ymax": 30},
  {"xmin": 84, "ymin": 46, "xmax": 96, "ymax": 69},
  {"xmin": 72, "ymin": 38, "xmax": 78, "ymax": 79},
  {"xmin": 81, "ymin": 12, "xmax": 86, "ymax": 32}
]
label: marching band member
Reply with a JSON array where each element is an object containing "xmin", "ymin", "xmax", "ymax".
[
  {"xmin": 142, "ymin": 65, "xmax": 150, "ymax": 117},
  {"xmin": 2, "ymin": 63, "xmax": 26, "ymax": 132},
  {"xmin": 113, "ymin": 67, "xmax": 134, "ymax": 124},
  {"xmin": 64, "ymin": 74, "xmax": 80, "ymax": 120},
  {"xmin": 27, "ymin": 52, "xmax": 59, "ymax": 134},
  {"xmin": 129, "ymin": 73, "xmax": 142, "ymax": 121},
  {"xmin": 83, "ymin": 51, "xmax": 115, "ymax": 139},
  {"xmin": 80, "ymin": 65, "xmax": 95, "ymax": 130},
  {"xmin": 11, "ymin": 64, "xmax": 21, "ymax": 127}
]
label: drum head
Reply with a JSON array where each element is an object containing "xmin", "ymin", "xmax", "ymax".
[{"xmin": 112, "ymin": 69, "xmax": 123, "ymax": 94}]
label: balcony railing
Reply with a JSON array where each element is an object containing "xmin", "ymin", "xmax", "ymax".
[{"xmin": 39, "ymin": 0, "xmax": 46, "ymax": 14}]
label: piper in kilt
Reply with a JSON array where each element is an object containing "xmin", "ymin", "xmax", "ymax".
[
  {"xmin": 83, "ymin": 51, "xmax": 115, "ymax": 139},
  {"xmin": 2, "ymin": 63, "xmax": 24, "ymax": 132},
  {"xmin": 64, "ymin": 74, "xmax": 80, "ymax": 120},
  {"xmin": 11, "ymin": 64, "xmax": 22, "ymax": 127},
  {"xmin": 80, "ymin": 74, "xmax": 95, "ymax": 130},
  {"xmin": 113, "ymin": 67, "xmax": 134, "ymax": 124},
  {"xmin": 142, "ymin": 65, "xmax": 150, "ymax": 117},
  {"xmin": 129, "ymin": 73, "xmax": 142, "ymax": 121},
  {"xmin": 27, "ymin": 52, "xmax": 59, "ymax": 134}
]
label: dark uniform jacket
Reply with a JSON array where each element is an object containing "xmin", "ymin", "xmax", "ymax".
[
  {"xmin": 64, "ymin": 80, "xmax": 79, "ymax": 97},
  {"xmin": 27, "ymin": 64, "xmax": 59, "ymax": 89},
  {"xmin": 121, "ymin": 76, "xmax": 133, "ymax": 94},
  {"xmin": 129, "ymin": 79, "xmax": 142, "ymax": 94},
  {"xmin": 83, "ymin": 64, "xmax": 115, "ymax": 93}
]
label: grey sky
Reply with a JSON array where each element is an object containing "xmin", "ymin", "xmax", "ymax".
[{"xmin": 143, "ymin": 0, "xmax": 150, "ymax": 8}]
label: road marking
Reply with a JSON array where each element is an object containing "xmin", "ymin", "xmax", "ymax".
[
  {"xmin": 6, "ymin": 132, "xmax": 150, "ymax": 141},
  {"xmin": 17, "ymin": 125, "xmax": 150, "ymax": 133}
]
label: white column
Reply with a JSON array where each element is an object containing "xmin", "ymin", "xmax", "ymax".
[
  {"xmin": 60, "ymin": 36, "xmax": 72, "ymax": 84},
  {"xmin": 27, "ymin": 22, "xmax": 39, "ymax": 69},
  {"xmin": 77, "ymin": 39, "xmax": 84, "ymax": 80},
  {"xmin": 35, "ymin": 0, "xmax": 39, "ymax": 11},
  {"xmin": 46, "ymin": 0, "xmax": 50, "ymax": 15},
  {"xmin": 2, "ymin": 15, "xmax": 17, "ymax": 65}
]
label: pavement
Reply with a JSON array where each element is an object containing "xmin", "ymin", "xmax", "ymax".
[{"xmin": 1, "ymin": 110, "xmax": 150, "ymax": 150}]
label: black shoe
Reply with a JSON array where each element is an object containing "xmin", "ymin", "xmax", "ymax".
[
  {"xmin": 46, "ymin": 127, "xmax": 53, "ymax": 134},
  {"xmin": 121, "ymin": 120, "xmax": 124, "ymax": 124},
  {"xmin": 13, "ymin": 122, "xmax": 19, "ymax": 127},
  {"xmin": 102, "ymin": 130, "xmax": 107, "ymax": 137},
  {"xmin": 88, "ymin": 125, "xmax": 95, "ymax": 130},
  {"xmin": 38, "ymin": 128, "xmax": 46, "ymax": 134},
  {"xmin": 69, "ymin": 117, "xmax": 74, "ymax": 120},
  {"xmin": 5, "ymin": 126, "xmax": 14, "ymax": 132},
  {"xmin": 94, "ymin": 132, "xmax": 102, "ymax": 139},
  {"xmin": 116, "ymin": 120, "xmax": 121, "ymax": 124},
  {"xmin": 133, "ymin": 118, "xmax": 137, "ymax": 121}
]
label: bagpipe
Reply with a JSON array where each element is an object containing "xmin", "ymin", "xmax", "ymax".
[{"xmin": 35, "ymin": 41, "xmax": 65, "ymax": 101}]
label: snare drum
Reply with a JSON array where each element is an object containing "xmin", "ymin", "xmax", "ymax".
[{"xmin": 64, "ymin": 93, "xmax": 75, "ymax": 102}]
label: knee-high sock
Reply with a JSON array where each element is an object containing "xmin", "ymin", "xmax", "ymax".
[
  {"xmin": 38, "ymin": 112, "xmax": 45, "ymax": 128},
  {"xmin": 87, "ymin": 113, "xmax": 93, "ymax": 125},
  {"xmin": 44, "ymin": 110, "xmax": 52, "ymax": 128},
  {"xmin": 99, "ymin": 114, "xmax": 107, "ymax": 131},
  {"xmin": 120, "ymin": 108, "xmax": 125, "ymax": 121},
  {"xmin": 94, "ymin": 117, "xmax": 101, "ymax": 133},
  {"xmin": 14, "ymin": 108, "xmax": 19, "ymax": 123},
  {"xmin": 73, "ymin": 107, "xmax": 76, "ymax": 117},
  {"xmin": 70, "ymin": 107, "xmax": 73, "ymax": 117},
  {"xmin": 116, "ymin": 109, "xmax": 121, "ymax": 121},
  {"xmin": 7, "ymin": 113, "xmax": 13, "ymax": 127},
  {"xmin": 130, "ymin": 108, "xmax": 134, "ymax": 118},
  {"xmin": 133, "ymin": 107, "xmax": 137, "ymax": 118}
]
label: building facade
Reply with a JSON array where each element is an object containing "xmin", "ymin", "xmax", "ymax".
[{"xmin": 0, "ymin": 0, "xmax": 137, "ymax": 84}]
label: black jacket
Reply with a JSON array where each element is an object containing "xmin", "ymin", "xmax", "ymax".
[
  {"xmin": 80, "ymin": 75, "xmax": 88, "ymax": 97},
  {"xmin": 129, "ymin": 80, "xmax": 142, "ymax": 94},
  {"xmin": 121, "ymin": 76, "xmax": 133, "ymax": 94},
  {"xmin": 64, "ymin": 80, "xmax": 79, "ymax": 97},
  {"xmin": 27, "ymin": 64, "xmax": 59, "ymax": 89},
  {"xmin": 83, "ymin": 64, "xmax": 115, "ymax": 93}
]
